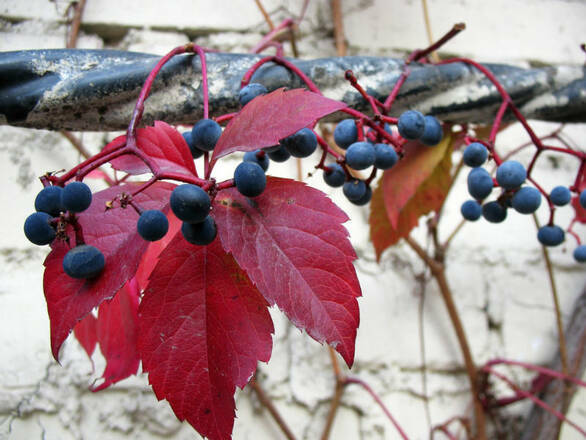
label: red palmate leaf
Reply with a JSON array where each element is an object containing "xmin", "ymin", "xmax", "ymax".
[
  {"xmin": 92, "ymin": 278, "xmax": 140, "ymax": 392},
  {"xmin": 73, "ymin": 313, "xmax": 97, "ymax": 359},
  {"xmin": 211, "ymin": 88, "xmax": 347, "ymax": 162},
  {"xmin": 138, "ymin": 234, "xmax": 273, "ymax": 440},
  {"xmin": 370, "ymin": 135, "xmax": 453, "ymax": 260},
  {"xmin": 104, "ymin": 121, "xmax": 197, "ymax": 178},
  {"xmin": 571, "ymin": 179, "xmax": 586, "ymax": 224},
  {"xmin": 213, "ymin": 177, "xmax": 361, "ymax": 366},
  {"xmin": 43, "ymin": 182, "xmax": 174, "ymax": 360}
]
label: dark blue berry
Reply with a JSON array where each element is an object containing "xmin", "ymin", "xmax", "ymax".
[
  {"xmin": 574, "ymin": 245, "xmax": 586, "ymax": 262},
  {"xmin": 512, "ymin": 187, "xmax": 542, "ymax": 214},
  {"xmin": 182, "ymin": 131, "xmax": 204, "ymax": 159},
  {"xmin": 281, "ymin": 128, "xmax": 317, "ymax": 158},
  {"xmin": 460, "ymin": 200, "xmax": 482, "ymax": 221},
  {"xmin": 467, "ymin": 168, "xmax": 493, "ymax": 200},
  {"xmin": 343, "ymin": 179, "xmax": 367, "ymax": 202},
  {"xmin": 350, "ymin": 186, "xmax": 372, "ymax": 206},
  {"xmin": 373, "ymin": 144, "xmax": 398, "ymax": 169},
  {"xmin": 239, "ymin": 83, "xmax": 268, "ymax": 107},
  {"xmin": 334, "ymin": 119, "xmax": 358, "ymax": 150},
  {"xmin": 345, "ymin": 142, "xmax": 375, "ymax": 170},
  {"xmin": 191, "ymin": 119, "xmax": 222, "ymax": 152},
  {"xmin": 244, "ymin": 150, "xmax": 269, "ymax": 171},
  {"xmin": 62, "ymin": 181, "xmax": 92, "ymax": 213},
  {"xmin": 550, "ymin": 186, "xmax": 571, "ymax": 206},
  {"xmin": 170, "ymin": 184, "xmax": 211, "ymax": 223},
  {"xmin": 537, "ymin": 225, "xmax": 565, "ymax": 247},
  {"xmin": 463, "ymin": 143, "xmax": 488, "ymax": 168},
  {"xmin": 397, "ymin": 110, "xmax": 425, "ymax": 140},
  {"xmin": 323, "ymin": 163, "xmax": 346, "ymax": 187},
  {"xmin": 35, "ymin": 186, "xmax": 64, "ymax": 217},
  {"xmin": 482, "ymin": 201, "xmax": 507, "ymax": 223},
  {"xmin": 24, "ymin": 212, "xmax": 56, "ymax": 245},
  {"xmin": 181, "ymin": 216, "xmax": 217, "ymax": 246},
  {"xmin": 234, "ymin": 161, "xmax": 266, "ymax": 197},
  {"xmin": 62, "ymin": 244, "xmax": 105, "ymax": 279},
  {"xmin": 137, "ymin": 210, "xmax": 169, "ymax": 241},
  {"xmin": 580, "ymin": 190, "xmax": 586, "ymax": 209},
  {"xmin": 267, "ymin": 145, "xmax": 291, "ymax": 162},
  {"xmin": 496, "ymin": 160, "xmax": 526, "ymax": 190},
  {"xmin": 420, "ymin": 115, "xmax": 443, "ymax": 146}
]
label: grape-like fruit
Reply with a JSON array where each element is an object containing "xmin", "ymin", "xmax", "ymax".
[
  {"xmin": 460, "ymin": 200, "xmax": 482, "ymax": 221},
  {"xmin": 512, "ymin": 187, "xmax": 542, "ymax": 214},
  {"xmin": 467, "ymin": 168, "xmax": 493, "ymax": 200},
  {"xmin": 334, "ymin": 119, "xmax": 358, "ymax": 149},
  {"xmin": 280, "ymin": 128, "xmax": 317, "ymax": 158},
  {"xmin": 170, "ymin": 184, "xmax": 211, "ymax": 223},
  {"xmin": 397, "ymin": 110, "xmax": 425, "ymax": 140},
  {"xmin": 239, "ymin": 83, "xmax": 268, "ymax": 107},
  {"xmin": 62, "ymin": 244, "xmax": 105, "ymax": 279},
  {"xmin": 267, "ymin": 145, "xmax": 291, "ymax": 162},
  {"xmin": 137, "ymin": 210, "xmax": 169, "ymax": 241},
  {"xmin": 496, "ymin": 160, "xmax": 526, "ymax": 190},
  {"xmin": 35, "ymin": 186, "xmax": 64, "ymax": 217},
  {"xmin": 244, "ymin": 150, "xmax": 269, "ymax": 171},
  {"xmin": 373, "ymin": 144, "xmax": 398, "ymax": 169},
  {"xmin": 350, "ymin": 186, "xmax": 372, "ymax": 206},
  {"xmin": 234, "ymin": 161, "xmax": 266, "ymax": 197},
  {"xmin": 181, "ymin": 216, "xmax": 217, "ymax": 246},
  {"xmin": 24, "ymin": 212, "xmax": 56, "ymax": 245},
  {"xmin": 345, "ymin": 142, "xmax": 375, "ymax": 170},
  {"xmin": 580, "ymin": 190, "xmax": 586, "ymax": 209},
  {"xmin": 549, "ymin": 186, "xmax": 571, "ymax": 206},
  {"xmin": 191, "ymin": 119, "xmax": 222, "ymax": 152},
  {"xmin": 420, "ymin": 115, "xmax": 443, "ymax": 146},
  {"xmin": 323, "ymin": 163, "xmax": 346, "ymax": 187},
  {"xmin": 62, "ymin": 181, "xmax": 92, "ymax": 213},
  {"xmin": 482, "ymin": 201, "xmax": 507, "ymax": 223},
  {"xmin": 537, "ymin": 225, "xmax": 565, "ymax": 247},
  {"xmin": 463, "ymin": 143, "xmax": 488, "ymax": 168},
  {"xmin": 182, "ymin": 131, "xmax": 204, "ymax": 159},
  {"xmin": 343, "ymin": 179, "xmax": 367, "ymax": 201},
  {"xmin": 574, "ymin": 245, "xmax": 586, "ymax": 263}
]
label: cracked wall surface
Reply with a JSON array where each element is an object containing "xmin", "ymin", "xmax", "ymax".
[{"xmin": 1, "ymin": 1, "xmax": 586, "ymax": 439}]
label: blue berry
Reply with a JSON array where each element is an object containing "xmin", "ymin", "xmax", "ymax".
[
  {"xmin": 343, "ymin": 179, "xmax": 367, "ymax": 202},
  {"xmin": 239, "ymin": 83, "xmax": 268, "ymax": 107},
  {"xmin": 323, "ymin": 163, "xmax": 346, "ymax": 187},
  {"xmin": 170, "ymin": 184, "xmax": 211, "ymax": 223},
  {"xmin": 463, "ymin": 143, "xmax": 488, "ymax": 168},
  {"xmin": 467, "ymin": 168, "xmax": 493, "ymax": 200},
  {"xmin": 345, "ymin": 142, "xmax": 375, "ymax": 170},
  {"xmin": 496, "ymin": 160, "xmax": 526, "ymax": 190},
  {"xmin": 234, "ymin": 161, "xmax": 266, "ymax": 197},
  {"xmin": 420, "ymin": 115, "xmax": 443, "ymax": 146},
  {"xmin": 281, "ymin": 128, "xmax": 317, "ymax": 158},
  {"xmin": 334, "ymin": 119, "xmax": 358, "ymax": 150},
  {"xmin": 460, "ymin": 200, "xmax": 482, "ymax": 221},
  {"xmin": 397, "ymin": 110, "xmax": 425, "ymax": 140},
  {"xmin": 191, "ymin": 119, "xmax": 222, "ymax": 152},
  {"xmin": 574, "ymin": 245, "xmax": 586, "ymax": 262},
  {"xmin": 482, "ymin": 201, "xmax": 507, "ymax": 223},
  {"xmin": 181, "ymin": 216, "xmax": 217, "ymax": 246},
  {"xmin": 62, "ymin": 245, "xmax": 105, "ymax": 279},
  {"xmin": 137, "ymin": 210, "xmax": 169, "ymax": 241},
  {"xmin": 512, "ymin": 187, "xmax": 542, "ymax": 214},
  {"xmin": 373, "ymin": 144, "xmax": 398, "ymax": 169},
  {"xmin": 549, "ymin": 186, "xmax": 571, "ymax": 206},
  {"xmin": 24, "ymin": 212, "xmax": 56, "ymax": 245},
  {"xmin": 35, "ymin": 186, "xmax": 64, "ymax": 217},
  {"xmin": 244, "ymin": 150, "xmax": 269, "ymax": 171},
  {"xmin": 62, "ymin": 181, "xmax": 92, "ymax": 213},
  {"xmin": 350, "ymin": 186, "xmax": 372, "ymax": 206},
  {"xmin": 182, "ymin": 131, "xmax": 204, "ymax": 159},
  {"xmin": 267, "ymin": 145, "xmax": 291, "ymax": 162},
  {"xmin": 580, "ymin": 190, "xmax": 586, "ymax": 209},
  {"xmin": 537, "ymin": 225, "xmax": 565, "ymax": 247}
]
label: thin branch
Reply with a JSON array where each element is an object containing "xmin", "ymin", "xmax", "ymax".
[
  {"xmin": 331, "ymin": 0, "xmax": 347, "ymax": 57},
  {"xmin": 65, "ymin": 0, "xmax": 86, "ymax": 49},
  {"xmin": 249, "ymin": 376, "xmax": 297, "ymax": 440}
]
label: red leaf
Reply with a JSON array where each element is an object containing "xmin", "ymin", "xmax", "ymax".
[
  {"xmin": 138, "ymin": 234, "xmax": 273, "ymax": 440},
  {"xmin": 92, "ymin": 278, "xmax": 140, "ymax": 391},
  {"xmin": 43, "ymin": 182, "xmax": 174, "ymax": 361},
  {"xmin": 213, "ymin": 177, "xmax": 361, "ymax": 366},
  {"xmin": 211, "ymin": 88, "xmax": 347, "ymax": 162},
  {"xmin": 104, "ymin": 121, "xmax": 197, "ymax": 178},
  {"xmin": 572, "ymin": 179, "xmax": 586, "ymax": 224},
  {"xmin": 73, "ymin": 313, "xmax": 97, "ymax": 359}
]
